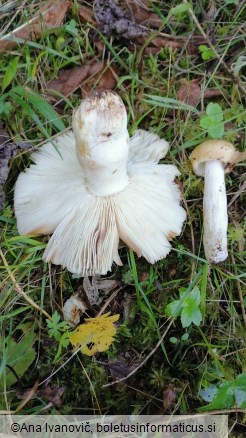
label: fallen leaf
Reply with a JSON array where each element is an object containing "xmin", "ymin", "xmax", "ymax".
[
  {"xmin": 0, "ymin": 122, "xmax": 30, "ymax": 212},
  {"xmin": 105, "ymin": 354, "xmax": 142, "ymax": 379},
  {"xmin": 82, "ymin": 63, "xmax": 119, "ymax": 95},
  {"xmin": 207, "ymin": 0, "xmax": 218, "ymax": 21},
  {"xmin": 163, "ymin": 384, "xmax": 177, "ymax": 412},
  {"xmin": 83, "ymin": 275, "xmax": 118, "ymax": 305},
  {"xmin": 78, "ymin": 4, "xmax": 96, "ymax": 25},
  {"xmin": 0, "ymin": 0, "xmax": 70, "ymax": 51},
  {"xmin": 46, "ymin": 60, "xmax": 118, "ymax": 98},
  {"xmin": 69, "ymin": 312, "xmax": 119, "ymax": 356},
  {"xmin": 177, "ymin": 79, "xmax": 223, "ymax": 107},
  {"xmin": 17, "ymin": 384, "xmax": 65, "ymax": 408},
  {"xmin": 177, "ymin": 79, "xmax": 201, "ymax": 107},
  {"xmin": 124, "ymin": 0, "xmax": 162, "ymax": 28}
]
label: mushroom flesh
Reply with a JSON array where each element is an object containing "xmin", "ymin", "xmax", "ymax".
[
  {"xmin": 14, "ymin": 91, "xmax": 186, "ymax": 275},
  {"xmin": 190, "ymin": 139, "xmax": 246, "ymax": 263}
]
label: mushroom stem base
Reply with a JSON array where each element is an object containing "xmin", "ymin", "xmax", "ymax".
[{"xmin": 203, "ymin": 160, "xmax": 228, "ymax": 263}]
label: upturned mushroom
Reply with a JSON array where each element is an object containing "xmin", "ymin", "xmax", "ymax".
[
  {"xmin": 14, "ymin": 90, "xmax": 186, "ymax": 276},
  {"xmin": 190, "ymin": 139, "xmax": 246, "ymax": 263}
]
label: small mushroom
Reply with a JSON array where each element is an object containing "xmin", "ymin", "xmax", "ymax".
[
  {"xmin": 190, "ymin": 139, "xmax": 246, "ymax": 263},
  {"xmin": 14, "ymin": 90, "xmax": 186, "ymax": 275},
  {"xmin": 63, "ymin": 295, "xmax": 87, "ymax": 327}
]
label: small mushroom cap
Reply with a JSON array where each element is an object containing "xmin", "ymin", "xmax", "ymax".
[{"xmin": 190, "ymin": 139, "xmax": 239, "ymax": 176}]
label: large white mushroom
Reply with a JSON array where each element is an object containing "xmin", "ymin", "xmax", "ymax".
[
  {"xmin": 14, "ymin": 91, "xmax": 186, "ymax": 276},
  {"xmin": 190, "ymin": 139, "xmax": 246, "ymax": 263}
]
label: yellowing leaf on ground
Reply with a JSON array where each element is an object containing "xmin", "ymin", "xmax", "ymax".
[{"xmin": 69, "ymin": 312, "xmax": 119, "ymax": 356}]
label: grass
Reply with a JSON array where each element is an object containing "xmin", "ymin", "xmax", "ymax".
[{"xmin": 0, "ymin": 0, "xmax": 246, "ymax": 431}]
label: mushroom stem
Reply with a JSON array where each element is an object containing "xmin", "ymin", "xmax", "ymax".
[
  {"xmin": 72, "ymin": 91, "xmax": 130, "ymax": 196},
  {"xmin": 203, "ymin": 160, "xmax": 228, "ymax": 263},
  {"xmin": 78, "ymin": 134, "xmax": 130, "ymax": 196}
]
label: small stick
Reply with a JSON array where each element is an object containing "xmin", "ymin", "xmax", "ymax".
[{"xmin": 103, "ymin": 318, "xmax": 174, "ymax": 387}]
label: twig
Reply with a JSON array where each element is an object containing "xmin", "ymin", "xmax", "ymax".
[
  {"xmin": 103, "ymin": 318, "xmax": 174, "ymax": 387},
  {"xmin": 0, "ymin": 248, "xmax": 52, "ymax": 321},
  {"xmin": 96, "ymin": 286, "xmax": 125, "ymax": 317},
  {"xmin": 0, "ymin": 379, "xmax": 39, "ymax": 414}
]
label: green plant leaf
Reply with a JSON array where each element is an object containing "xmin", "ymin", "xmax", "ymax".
[
  {"xmin": 165, "ymin": 300, "xmax": 183, "ymax": 317},
  {"xmin": 181, "ymin": 299, "xmax": 202, "ymax": 327},
  {"xmin": 15, "ymin": 88, "xmax": 66, "ymax": 132},
  {"xmin": 169, "ymin": 337, "xmax": 178, "ymax": 344},
  {"xmin": 199, "ymin": 45, "xmax": 215, "ymax": 61},
  {"xmin": 200, "ymin": 102, "xmax": 224, "ymax": 138},
  {"xmin": 170, "ymin": 3, "xmax": 191, "ymax": 16},
  {"xmin": 206, "ymin": 102, "xmax": 223, "ymax": 122},
  {"xmin": 0, "ymin": 322, "xmax": 37, "ymax": 388},
  {"xmin": 46, "ymin": 311, "xmax": 70, "ymax": 342},
  {"xmin": 166, "ymin": 286, "xmax": 202, "ymax": 327},
  {"xmin": 198, "ymin": 374, "xmax": 246, "ymax": 411},
  {"xmin": 144, "ymin": 95, "xmax": 200, "ymax": 114},
  {"xmin": 181, "ymin": 332, "xmax": 189, "ymax": 341},
  {"xmin": 0, "ymin": 100, "xmax": 12, "ymax": 116},
  {"xmin": 200, "ymin": 385, "xmax": 218, "ymax": 402},
  {"xmin": 2, "ymin": 57, "xmax": 19, "ymax": 92},
  {"xmin": 184, "ymin": 286, "xmax": 201, "ymax": 306}
]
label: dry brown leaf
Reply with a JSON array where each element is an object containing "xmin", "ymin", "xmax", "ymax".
[
  {"xmin": 177, "ymin": 79, "xmax": 201, "ymax": 107},
  {"xmin": 83, "ymin": 275, "xmax": 118, "ymax": 306},
  {"xmin": 78, "ymin": 4, "xmax": 96, "ymax": 25},
  {"xmin": 17, "ymin": 384, "xmax": 65, "ymax": 408},
  {"xmin": 0, "ymin": 0, "xmax": 70, "ymax": 52},
  {"xmin": 105, "ymin": 354, "xmax": 142, "ymax": 379},
  {"xmin": 82, "ymin": 63, "xmax": 119, "ymax": 95},
  {"xmin": 46, "ymin": 60, "xmax": 118, "ymax": 98},
  {"xmin": 207, "ymin": 0, "xmax": 218, "ymax": 21},
  {"xmin": 177, "ymin": 79, "xmax": 223, "ymax": 107},
  {"xmin": 123, "ymin": 0, "xmax": 162, "ymax": 28},
  {"xmin": 163, "ymin": 384, "xmax": 177, "ymax": 413}
]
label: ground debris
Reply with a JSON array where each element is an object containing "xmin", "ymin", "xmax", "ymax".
[
  {"xmin": 83, "ymin": 276, "xmax": 118, "ymax": 306},
  {"xmin": 177, "ymin": 78, "xmax": 223, "ymax": 107},
  {"xmin": 17, "ymin": 384, "xmax": 65, "ymax": 408},
  {"xmin": 0, "ymin": 123, "xmax": 30, "ymax": 212},
  {"xmin": 125, "ymin": 0, "xmax": 162, "ymax": 28},
  {"xmin": 46, "ymin": 60, "xmax": 118, "ymax": 98},
  {"xmin": 0, "ymin": 0, "xmax": 70, "ymax": 52},
  {"xmin": 94, "ymin": 0, "xmax": 148, "ymax": 39},
  {"xmin": 101, "ymin": 353, "xmax": 142, "ymax": 379},
  {"xmin": 163, "ymin": 384, "xmax": 177, "ymax": 413}
]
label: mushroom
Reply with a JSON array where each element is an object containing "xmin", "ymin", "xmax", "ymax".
[
  {"xmin": 190, "ymin": 139, "xmax": 246, "ymax": 263},
  {"xmin": 63, "ymin": 295, "xmax": 87, "ymax": 327},
  {"xmin": 14, "ymin": 90, "xmax": 186, "ymax": 276}
]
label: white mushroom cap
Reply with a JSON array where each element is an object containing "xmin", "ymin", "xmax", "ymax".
[
  {"xmin": 14, "ymin": 91, "xmax": 186, "ymax": 276},
  {"xmin": 190, "ymin": 139, "xmax": 246, "ymax": 176}
]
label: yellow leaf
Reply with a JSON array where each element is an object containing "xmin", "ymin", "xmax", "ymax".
[{"xmin": 69, "ymin": 312, "xmax": 119, "ymax": 356}]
